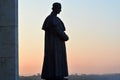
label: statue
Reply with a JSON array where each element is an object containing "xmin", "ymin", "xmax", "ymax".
[{"xmin": 41, "ymin": 2, "xmax": 69, "ymax": 80}]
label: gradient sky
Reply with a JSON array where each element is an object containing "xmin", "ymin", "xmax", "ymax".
[{"xmin": 19, "ymin": 0, "xmax": 120, "ymax": 76}]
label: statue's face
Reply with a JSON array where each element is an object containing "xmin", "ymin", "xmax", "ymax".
[
  {"xmin": 52, "ymin": 3, "xmax": 62, "ymax": 14},
  {"xmin": 55, "ymin": 6, "xmax": 61, "ymax": 14}
]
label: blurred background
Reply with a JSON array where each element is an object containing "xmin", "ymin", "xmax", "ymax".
[{"xmin": 19, "ymin": 0, "xmax": 120, "ymax": 76}]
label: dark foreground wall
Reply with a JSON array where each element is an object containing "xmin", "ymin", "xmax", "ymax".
[{"xmin": 0, "ymin": 0, "xmax": 18, "ymax": 80}]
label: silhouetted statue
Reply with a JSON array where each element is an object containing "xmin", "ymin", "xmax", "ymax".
[{"xmin": 41, "ymin": 2, "xmax": 69, "ymax": 80}]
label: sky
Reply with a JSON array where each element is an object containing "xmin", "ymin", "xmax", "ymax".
[{"xmin": 19, "ymin": 0, "xmax": 120, "ymax": 76}]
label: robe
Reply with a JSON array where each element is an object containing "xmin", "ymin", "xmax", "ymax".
[{"xmin": 41, "ymin": 13, "xmax": 69, "ymax": 79}]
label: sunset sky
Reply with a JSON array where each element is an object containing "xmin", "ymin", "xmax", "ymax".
[{"xmin": 19, "ymin": 0, "xmax": 120, "ymax": 76}]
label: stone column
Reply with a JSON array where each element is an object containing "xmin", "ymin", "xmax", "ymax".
[{"xmin": 0, "ymin": 0, "xmax": 18, "ymax": 80}]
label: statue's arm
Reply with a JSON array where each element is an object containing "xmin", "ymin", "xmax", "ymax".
[
  {"xmin": 55, "ymin": 27, "xmax": 69, "ymax": 41},
  {"xmin": 52, "ymin": 21, "xmax": 69, "ymax": 41}
]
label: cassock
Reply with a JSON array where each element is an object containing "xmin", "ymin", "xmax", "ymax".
[{"xmin": 41, "ymin": 13, "xmax": 69, "ymax": 79}]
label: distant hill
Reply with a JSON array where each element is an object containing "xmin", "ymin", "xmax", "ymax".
[{"xmin": 20, "ymin": 73, "xmax": 120, "ymax": 80}]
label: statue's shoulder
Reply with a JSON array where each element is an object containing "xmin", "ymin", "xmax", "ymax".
[
  {"xmin": 47, "ymin": 14, "xmax": 55, "ymax": 19},
  {"xmin": 44, "ymin": 15, "xmax": 53, "ymax": 23},
  {"xmin": 46, "ymin": 15, "xmax": 58, "ymax": 23}
]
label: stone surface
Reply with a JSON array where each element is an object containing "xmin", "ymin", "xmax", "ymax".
[{"xmin": 0, "ymin": 0, "xmax": 18, "ymax": 80}]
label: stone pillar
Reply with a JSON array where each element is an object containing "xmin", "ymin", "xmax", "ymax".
[{"xmin": 0, "ymin": 0, "xmax": 18, "ymax": 80}]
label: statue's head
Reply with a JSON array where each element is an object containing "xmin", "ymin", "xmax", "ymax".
[{"xmin": 52, "ymin": 2, "xmax": 61, "ymax": 14}]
